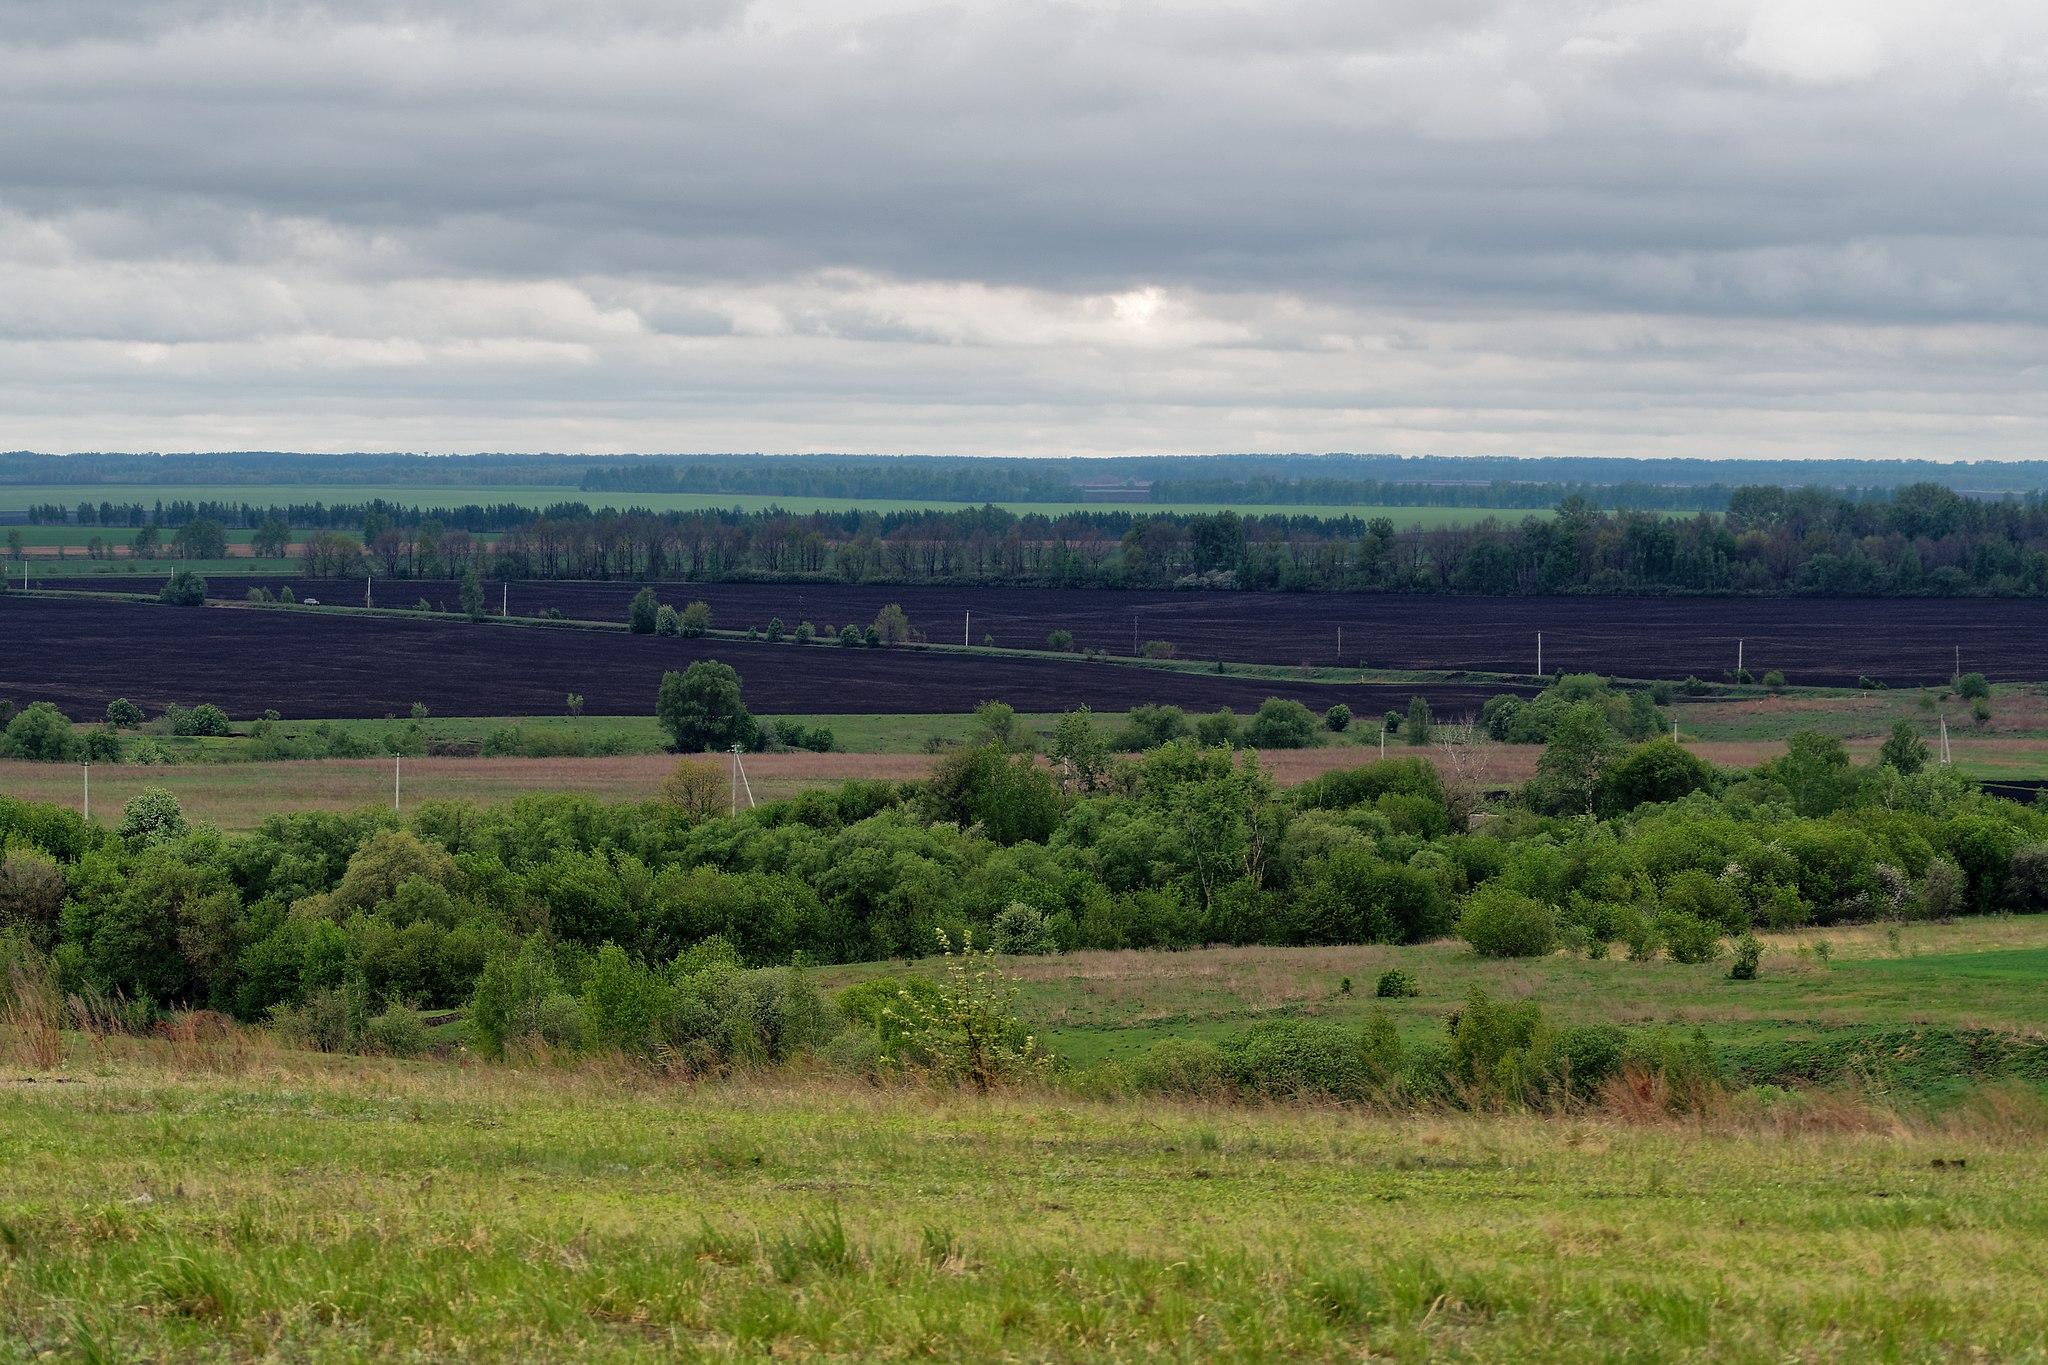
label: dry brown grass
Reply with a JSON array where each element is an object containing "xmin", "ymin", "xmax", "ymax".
[{"xmin": 1, "ymin": 954, "xmax": 65, "ymax": 1071}]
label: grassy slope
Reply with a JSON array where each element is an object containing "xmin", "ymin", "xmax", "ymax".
[
  {"xmin": 825, "ymin": 920, "xmax": 2048, "ymax": 1100},
  {"xmin": 0, "ymin": 1049, "xmax": 2043, "ymax": 1361}
]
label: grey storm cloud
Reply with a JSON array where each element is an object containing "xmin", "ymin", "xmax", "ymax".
[{"xmin": 1, "ymin": 0, "xmax": 2046, "ymax": 456}]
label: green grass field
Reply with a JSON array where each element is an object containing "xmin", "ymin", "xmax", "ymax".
[
  {"xmin": 827, "ymin": 919, "xmax": 2048, "ymax": 1102},
  {"xmin": 1, "ymin": 481, "xmax": 1563, "ymax": 526},
  {"xmin": 10, "ymin": 557, "xmax": 303, "ymax": 579},
  {"xmin": 2, "ymin": 1034, "xmax": 2043, "ymax": 1359}
]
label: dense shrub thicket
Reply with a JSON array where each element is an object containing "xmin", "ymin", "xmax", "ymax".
[{"xmin": 2, "ymin": 686, "xmax": 2042, "ymax": 1053}]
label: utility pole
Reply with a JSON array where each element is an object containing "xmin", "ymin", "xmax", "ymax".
[
  {"xmin": 502, "ymin": 583, "xmax": 508, "ymax": 616},
  {"xmin": 366, "ymin": 575, "xmax": 372, "ymax": 608},
  {"xmin": 82, "ymin": 762, "xmax": 89, "ymax": 820},
  {"xmin": 728, "ymin": 744, "xmax": 756, "ymax": 814},
  {"xmin": 393, "ymin": 755, "xmax": 401, "ymax": 812},
  {"xmin": 1737, "ymin": 639, "xmax": 1744, "ymax": 676},
  {"xmin": 964, "ymin": 610, "xmax": 970, "ymax": 647},
  {"xmin": 1536, "ymin": 632, "xmax": 1543, "ymax": 676},
  {"xmin": 1954, "ymin": 646, "xmax": 1961, "ymax": 685},
  {"xmin": 1336, "ymin": 625, "xmax": 1342, "ymax": 663}
]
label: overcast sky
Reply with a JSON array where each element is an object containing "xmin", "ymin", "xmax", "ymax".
[{"xmin": 4, "ymin": 0, "xmax": 2047, "ymax": 459}]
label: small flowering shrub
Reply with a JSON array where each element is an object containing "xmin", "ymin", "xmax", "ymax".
[{"xmin": 882, "ymin": 931, "xmax": 1048, "ymax": 1091}]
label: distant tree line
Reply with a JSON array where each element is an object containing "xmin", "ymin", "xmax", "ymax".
[
  {"xmin": 251, "ymin": 483, "xmax": 2048, "ymax": 597},
  {"xmin": 1146, "ymin": 476, "xmax": 1727, "ymax": 511},
  {"xmin": 19, "ymin": 449, "xmax": 2048, "ymax": 496}
]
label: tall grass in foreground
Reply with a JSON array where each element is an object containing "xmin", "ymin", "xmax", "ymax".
[
  {"xmin": 0, "ymin": 951, "xmax": 63, "ymax": 1070},
  {"xmin": 1, "ymin": 1042, "xmax": 2046, "ymax": 1361}
]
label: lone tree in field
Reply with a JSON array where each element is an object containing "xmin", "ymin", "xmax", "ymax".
[
  {"xmin": 656, "ymin": 661, "xmax": 761, "ymax": 752},
  {"xmin": 252, "ymin": 516, "xmax": 291, "ymax": 558},
  {"xmin": 1324, "ymin": 703, "xmax": 1352, "ymax": 733},
  {"xmin": 680, "ymin": 601, "xmax": 712, "ymax": 637},
  {"xmin": 117, "ymin": 787, "xmax": 189, "ymax": 850},
  {"xmin": 105, "ymin": 698, "xmax": 143, "ymax": 729},
  {"xmin": 1245, "ymin": 697, "xmax": 1319, "ymax": 749},
  {"xmin": 1404, "ymin": 695, "xmax": 1433, "ymax": 746},
  {"xmin": 658, "ymin": 757, "xmax": 728, "ymax": 819},
  {"xmin": 158, "ymin": 569, "xmax": 207, "ymax": 606},
  {"xmin": 1530, "ymin": 703, "xmax": 1618, "ymax": 815},
  {"xmin": 1049, "ymin": 706, "xmax": 1110, "ymax": 791},
  {"xmin": 460, "ymin": 567, "xmax": 486, "ymax": 621},
  {"xmin": 1879, "ymin": 719, "xmax": 1929, "ymax": 775},
  {"xmin": 627, "ymin": 587, "xmax": 660, "ymax": 635},
  {"xmin": 0, "ymin": 703, "xmax": 78, "ymax": 762},
  {"xmin": 873, "ymin": 603, "xmax": 911, "ymax": 646},
  {"xmin": 171, "ymin": 517, "xmax": 228, "ymax": 560}
]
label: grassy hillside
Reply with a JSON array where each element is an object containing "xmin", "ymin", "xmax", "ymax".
[
  {"xmin": 1, "ymin": 1046, "xmax": 2043, "ymax": 1360},
  {"xmin": 827, "ymin": 920, "xmax": 2048, "ymax": 1103}
]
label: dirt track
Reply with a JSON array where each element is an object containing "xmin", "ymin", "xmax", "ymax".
[{"xmin": 8, "ymin": 738, "xmax": 1999, "ymax": 832}]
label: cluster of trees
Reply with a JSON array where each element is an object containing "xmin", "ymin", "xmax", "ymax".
[
  {"xmin": 3, "ymin": 697, "xmax": 2039, "ymax": 1052},
  {"xmin": 246, "ymin": 483, "xmax": 2048, "ymax": 597},
  {"xmin": 626, "ymin": 590, "xmax": 913, "ymax": 650}
]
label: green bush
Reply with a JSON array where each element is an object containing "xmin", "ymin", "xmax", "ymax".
[
  {"xmin": 158, "ymin": 569, "xmax": 207, "ymax": 606},
  {"xmin": 1457, "ymin": 885, "xmax": 1558, "ymax": 958},
  {"xmin": 468, "ymin": 936, "xmax": 564, "ymax": 1060},
  {"xmin": 116, "ymin": 787, "xmax": 188, "ymax": 849},
  {"xmin": 1243, "ymin": 698, "xmax": 1320, "ymax": 749},
  {"xmin": 990, "ymin": 902, "xmax": 1057, "ymax": 955},
  {"xmin": 837, "ymin": 975, "xmax": 946, "ymax": 1058},
  {"xmin": 0, "ymin": 703, "xmax": 78, "ymax": 762},
  {"xmin": 1657, "ymin": 911, "xmax": 1723, "ymax": 964},
  {"xmin": 1131, "ymin": 1037, "xmax": 1230, "ymax": 1097},
  {"xmin": 1217, "ymin": 1014, "xmax": 1404, "ymax": 1102},
  {"xmin": 1729, "ymin": 934, "xmax": 1762, "ymax": 980},
  {"xmin": 628, "ymin": 587, "xmax": 659, "ymax": 634},
  {"xmin": 1957, "ymin": 672, "xmax": 1991, "ymax": 700},
  {"xmin": 365, "ymin": 1003, "xmax": 431, "ymax": 1057},
  {"xmin": 270, "ymin": 987, "xmax": 356, "ymax": 1053},
  {"xmin": 1374, "ymin": 968, "xmax": 1419, "ymax": 998}
]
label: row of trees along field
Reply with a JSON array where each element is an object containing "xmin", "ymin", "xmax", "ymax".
[
  {"xmin": 300, "ymin": 484, "xmax": 2048, "ymax": 594},
  {"xmin": 1, "ymin": 669, "xmax": 2039, "ymax": 1049},
  {"xmin": 17, "ymin": 481, "xmax": 2048, "ymax": 594}
]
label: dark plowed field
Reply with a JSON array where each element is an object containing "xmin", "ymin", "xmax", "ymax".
[
  {"xmin": 53, "ymin": 577, "xmax": 2045, "ymax": 685},
  {"xmin": 1, "ymin": 596, "xmax": 1526, "ymax": 720}
]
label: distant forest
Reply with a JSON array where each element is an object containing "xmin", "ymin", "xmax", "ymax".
[
  {"xmin": 16, "ymin": 450, "xmax": 2048, "ymax": 504},
  {"xmin": 21, "ymin": 482, "xmax": 2048, "ymax": 597}
]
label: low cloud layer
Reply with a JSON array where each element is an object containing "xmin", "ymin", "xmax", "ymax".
[{"xmin": 3, "ymin": 0, "xmax": 2045, "ymax": 457}]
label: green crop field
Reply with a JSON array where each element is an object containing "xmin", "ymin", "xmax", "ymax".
[
  {"xmin": 10, "ymin": 557, "xmax": 303, "ymax": 579},
  {"xmin": 0, "ymin": 481, "xmax": 1563, "ymax": 527}
]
